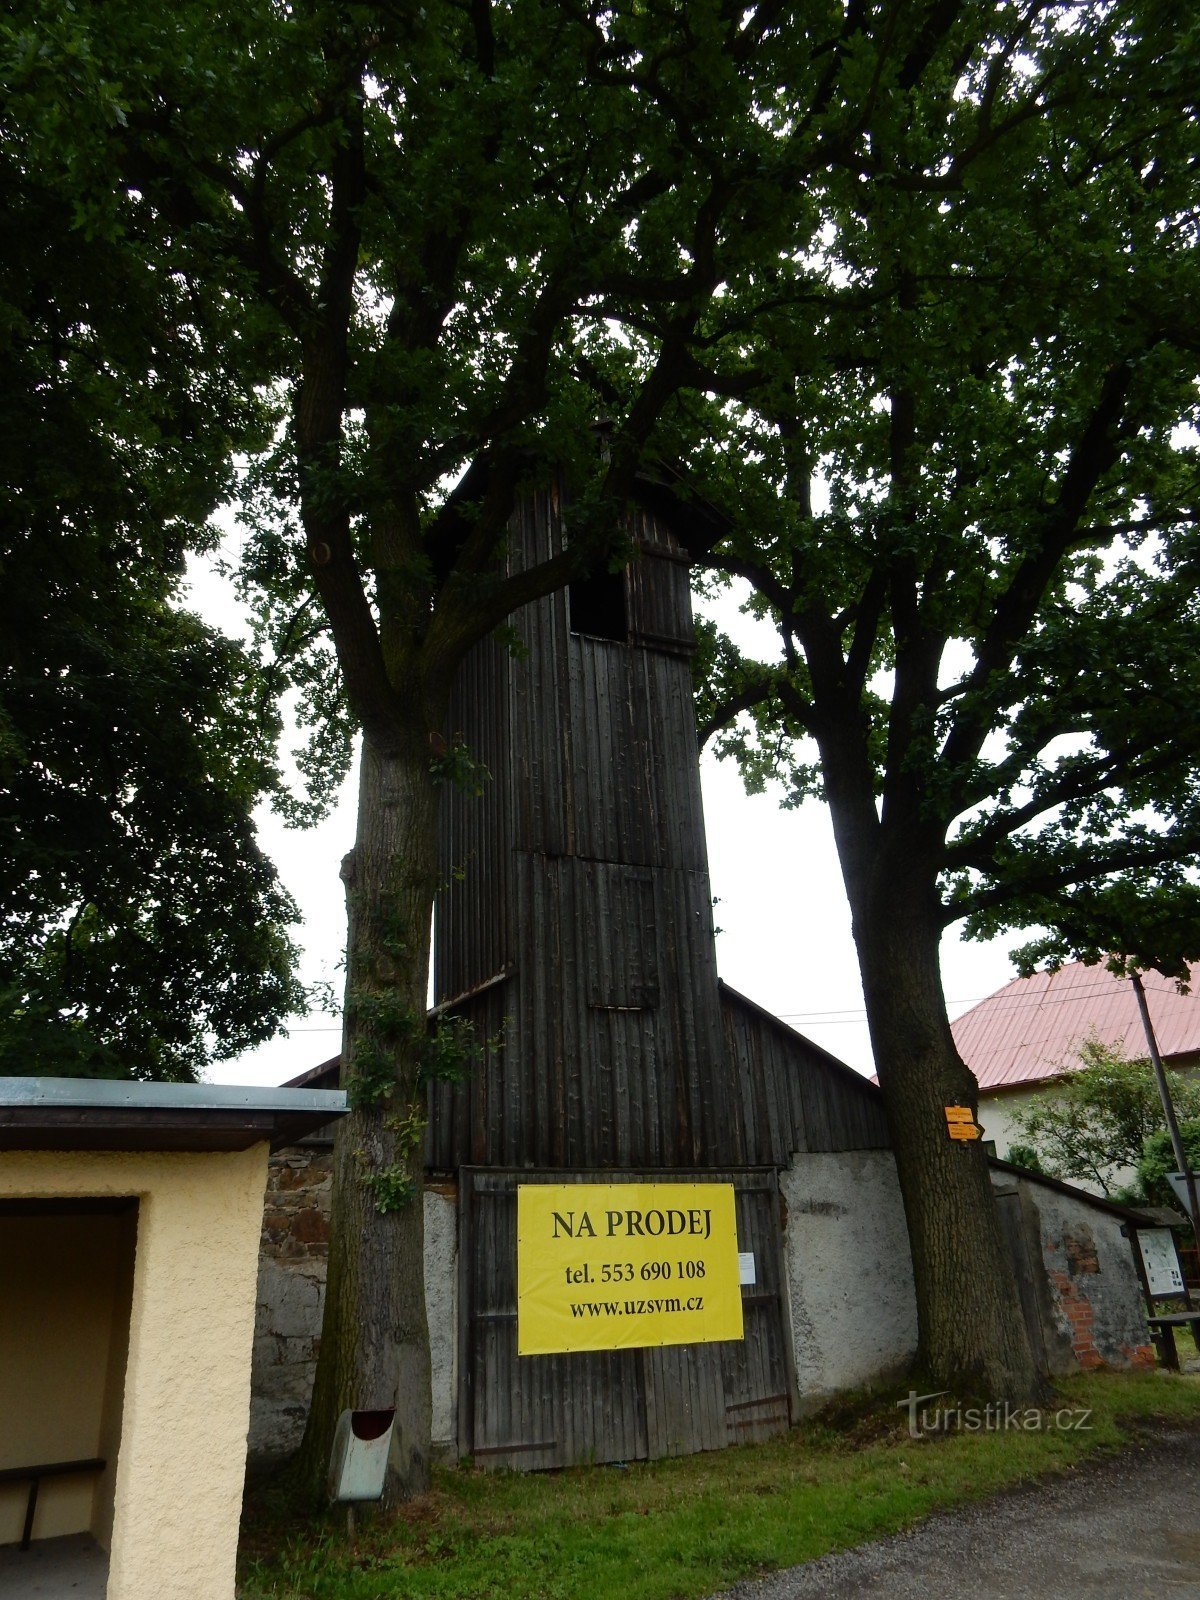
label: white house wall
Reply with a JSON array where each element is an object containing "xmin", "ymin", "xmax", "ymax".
[
  {"xmin": 980, "ymin": 1089, "xmax": 1141, "ymax": 1195},
  {"xmin": 977, "ymin": 1088, "xmax": 1040, "ymax": 1162}
]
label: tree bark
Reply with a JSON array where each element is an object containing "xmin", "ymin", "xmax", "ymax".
[
  {"xmin": 850, "ymin": 849, "xmax": 1046, "ymax": 1402},
  {"xmin": 296, "ymin": 728, "xmax": 437, "ymax": 1504}
]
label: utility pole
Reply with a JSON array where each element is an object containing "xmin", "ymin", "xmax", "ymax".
[{"xmin": 1131, "ymin": 970, "xmax": 1200, "ymax": 1233}]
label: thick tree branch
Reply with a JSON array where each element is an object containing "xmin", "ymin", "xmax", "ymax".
[
  {"xmin": 937, "ymin": 357, "xmax": 1139, "ymax": 786},
  {"xmin": 292, "ymin": 75, "xmax": 402, "ymax": 749},
  {"xmin": 946, "ymin": 741, "xmax": 1199, "ymax": 872},
  {"xmin": 945, "ymin": 830, "xmax": 1200, "ymax": 927}
]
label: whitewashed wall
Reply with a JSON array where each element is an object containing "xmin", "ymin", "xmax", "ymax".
[{"xmin": 780, "ymin": 1150, "xmax": 918, "ymax": 1402}]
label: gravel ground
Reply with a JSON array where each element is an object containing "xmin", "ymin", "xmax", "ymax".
[{"xmin": 710, "ymin": 1424, "xmax": 1200, "ymax": 1600}]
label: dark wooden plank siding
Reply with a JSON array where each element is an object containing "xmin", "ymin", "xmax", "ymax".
[
  {"xmin": 426, "ymin": 952, "xmax": 891, "ymax": 1171},
  {"xmin": 626, "ymin": 510, "xmax": 695, "ymax": 656},
  {"xmin": 429, "ymin": 479, "xmax": 892, "ymax": 1175},
  {"xmin": 427, "ymin": 974, "xmax": 897, "ymax": 1171},
  {"xmin": 463, "ymin": 1169, "xmax": 793, "ymax": 1470},
  {"xmin": 718, "ymin": 984, "xmax": 891, "ymax": 1162},
  {"xmin": 431, "ymin": 857, "xmax": 727, "ymax": 1170},
  {"xmin": 506, "ymin": 499, "xmax": 707, "ymax": 871},
  {"xmin": 725, "ymin": 1182, "xmax": 795, "ymax": 1442},
  {"xmin": 433, "ymin": 627, "xmax": 512, "ymax": 1002}
]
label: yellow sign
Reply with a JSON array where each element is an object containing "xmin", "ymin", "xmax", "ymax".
[
  {"xmin": 945, "ymin": 1105, "xmax": 981, "ymax": 1140},
  {"xmin": 516, "ymin": 1182, "xmax": 744, "ymax": 1355}
]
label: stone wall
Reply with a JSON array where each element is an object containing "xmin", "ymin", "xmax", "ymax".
[
  {"xmin": 249, "ymin": 1146, "xmax": 460, "ymax": 1463},
  {"xmin": 250, "ymin": 1144, "xmax": 1158, "ymax": 1465},
  {"xmin": 250, "ymin": 1144, "xmax": 334, "ymax": 1460}
]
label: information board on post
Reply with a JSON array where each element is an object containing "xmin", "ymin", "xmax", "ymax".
[
  {"xmin": 1137, "ymin": 1227, "xmax": 1186, "ymax": 1298},
  {"xmin": 517, "ymin": 1181, "xmax": 744, "ymax": 1355}
]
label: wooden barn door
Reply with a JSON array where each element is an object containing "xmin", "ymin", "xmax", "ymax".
[{"xmin": 459, "ymin": 1169, "xmax": 795, "ymax": 1469}]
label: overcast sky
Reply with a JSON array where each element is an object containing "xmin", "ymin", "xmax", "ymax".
[{"xmin": 191, "ymin": 558, "xmax": 1023, "ymax": 1088}]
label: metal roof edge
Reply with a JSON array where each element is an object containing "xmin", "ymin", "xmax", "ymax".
[
  {"xmin": 977, "ymin": 1073, "xmax": 1069, "ymax": 1097},
  {"xmin": 0, "ymin": 1077, "xmax": 347, "ymax": 1116}
]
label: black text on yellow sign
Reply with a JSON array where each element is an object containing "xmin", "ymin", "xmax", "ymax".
[
  {"xmin": 516, "ymin": 1182, "xmax": 744, "ymax": 1355},
  {"xmin": 944, "ymin": 1105, "xmax": 981, "ymax": 1141}
]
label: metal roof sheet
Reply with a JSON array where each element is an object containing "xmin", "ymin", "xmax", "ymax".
[
  {"xmin": 953, "ymin": 962, "xmax": 1200, "ymax": 1092},
  {"xmin": 0, "ymin": 1077, "xmax": 347, "ymax": 1153}
]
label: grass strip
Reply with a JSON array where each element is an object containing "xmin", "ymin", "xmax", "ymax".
[{"xmin": 239, "ymin": 1369, "xmax": 1200, "ymax": 1600}]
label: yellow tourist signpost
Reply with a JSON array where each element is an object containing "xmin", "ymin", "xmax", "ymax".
[
  {"xmin": 516, "ymin": 1181, "xmax": 744, "ymax": 1355},
  {"xmin": 945, "ymin": 1105, "xmax": 981, "ymax": 1141}
]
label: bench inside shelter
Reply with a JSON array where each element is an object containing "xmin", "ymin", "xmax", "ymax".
[{"xmin": 0, "ymin": 1459, "xmax": 106, "ymax": 1551}]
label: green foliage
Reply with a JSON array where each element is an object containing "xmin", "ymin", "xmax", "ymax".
[
  {"xmin": 1139, "ymin": 1120, "xmax": 1200, "ymax": 1213},
  {"xmin": 1009, "ymin": 1039, "xmax": 1200, "ymax": 1196},
  {"xmin": 358, "ymin": 1161, "xmax": 419, "ymax": 1217},
  {"xmin": 346, "ymin": 991, "xmax": 481, "ymax": 1108},
  {"xmin": 1004, "ymin": 1143, "xmax": 1045, "ymax": 1177},
  {"xmin": 355, "ymin": 1103, "xmax": 426, "ymax": 1215},
  {"xmin": 345, "ymin": 1037, "xmax": 397, "ymax": 1111},
  {"xmin": 430, "ymin": 738, "xmax": 490, "ymax": 799},
  {"xmin": 421, "ymin": 1013, "xmax": 481, "ymax": 1087},
  {"xmin": 0, "ymin": 4, "xmax": 305, "ymax": 1078},
  {"xmin": 670, "ymin": 0, "xmax": 1200, "ymax": 983},
  {"xmin": 239, "ymin": 1373, "xmax": 1200, "ymax": 1600}
]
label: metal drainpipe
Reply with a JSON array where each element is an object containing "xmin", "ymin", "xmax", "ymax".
[{"xmin": 1131, "ymin": 969, "xmax": 1200, "ymax": 1235}]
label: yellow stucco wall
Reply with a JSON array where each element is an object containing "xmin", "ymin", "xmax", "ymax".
[
  {"xmin": 94, "ymin": 1212, "xmax": 137, "ymax": 1550},
  {"xmin": 0, "ymin": 1210, "xmax": 134, "ymax": 1543},
  {"xmin": 0, "ymin": 1145, "xmax": 269, "ymax": 1600}
]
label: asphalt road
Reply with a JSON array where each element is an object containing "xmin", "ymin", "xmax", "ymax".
[{"xmin": 712, "ymin": 1425, "xmax": 1200, "ymax": 1600}]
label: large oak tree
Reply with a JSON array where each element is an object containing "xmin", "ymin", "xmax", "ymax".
[
  {"xmin": 660, "ymin": 0, "xmax": 1200, "ymax": 1400},
  {"xmin": 44, "ymin": 0, "xmax": 815, "ymax": 1499},
  {"xmin": 21, "ymin": 0, "xmax": 1194, "ymax": 1494}
]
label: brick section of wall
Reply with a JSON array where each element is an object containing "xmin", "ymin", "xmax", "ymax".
[
  {"xmin": 1050, "ymin": 1268, "xmax": 1104, "ymax": 1370},
  {"xmin": 1034, "ymin": 1201, "xmax": 1156, "ymax": 1372},
  {"xmin": 249, "ymin": 1145, "xmax": 333, "ymax": 1460}
]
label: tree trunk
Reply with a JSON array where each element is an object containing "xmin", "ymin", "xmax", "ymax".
[
  {"xmin": 851, "ymin": 854, "xmax": 1046, "ymax": 1403},
  {"xmin": 296, "ymin": 729, "xmax": 437, "ymax": 1504}
]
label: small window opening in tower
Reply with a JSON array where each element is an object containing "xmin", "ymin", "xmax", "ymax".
[{"xmin": 569, "ymin": 565, "xmax": 628, "ymax": 641}]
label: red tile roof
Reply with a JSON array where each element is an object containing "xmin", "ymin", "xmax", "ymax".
[{"xmin": 952, "ymin": 962, "xmax": 1200, "ymax": 1092}]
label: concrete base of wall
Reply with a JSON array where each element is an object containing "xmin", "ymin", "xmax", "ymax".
[{"xmin": 424, "ymin": 1186, "xmax": 458, "ymax": 1454}]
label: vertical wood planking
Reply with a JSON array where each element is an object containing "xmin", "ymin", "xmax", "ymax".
[
  {"xmin": 431, "ymin": 476, "xmax": 894, "ymax": 1471},
  {"xmin": 462, "ymin": 1169, "xmax": 793, "ymax": 1469}
]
